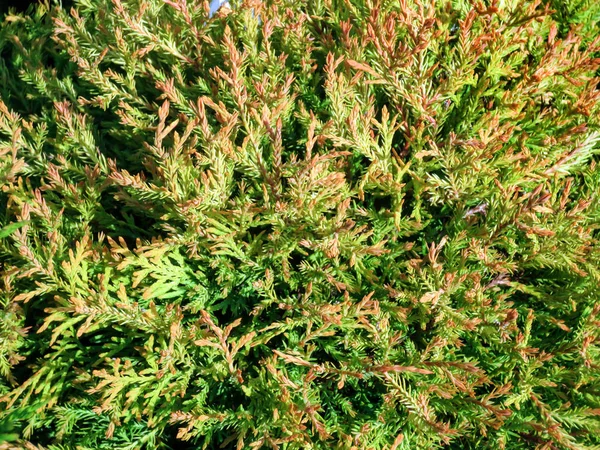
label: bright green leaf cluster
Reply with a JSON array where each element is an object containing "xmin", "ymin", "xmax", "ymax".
[{"xmin": 1, "ymin": 0, "xmax": 600, "ymax": 449}]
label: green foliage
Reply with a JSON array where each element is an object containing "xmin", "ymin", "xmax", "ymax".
[{"xmin": 1, "ymin": 0, "xmax": 600, "ymax": 448}]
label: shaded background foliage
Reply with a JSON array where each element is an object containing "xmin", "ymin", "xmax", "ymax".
[
  {"xmin": 0, "ymin": 1, "xmax": 38, "ymax": 15},
  {"xmin": 0, "ymin": 0, "xmax": 600, "ymax": 449},
  {"xmin": 0, "ymin": 1, "xmax": 74, "ymax": 15}
]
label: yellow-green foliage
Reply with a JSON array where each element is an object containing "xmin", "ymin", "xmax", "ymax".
[{"xmin": 1, "ymin": 0, "xmax": 600, "ymax": 448}]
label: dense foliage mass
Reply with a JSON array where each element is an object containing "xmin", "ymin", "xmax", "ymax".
[{"xmin": 1, "ymin": 0, "xmax": 600, "ymax": 448}]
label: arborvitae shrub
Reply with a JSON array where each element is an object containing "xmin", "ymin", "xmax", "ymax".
[{"xmin": 1, "ymin": 0, "xmax": 600, "ymax": 448}]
